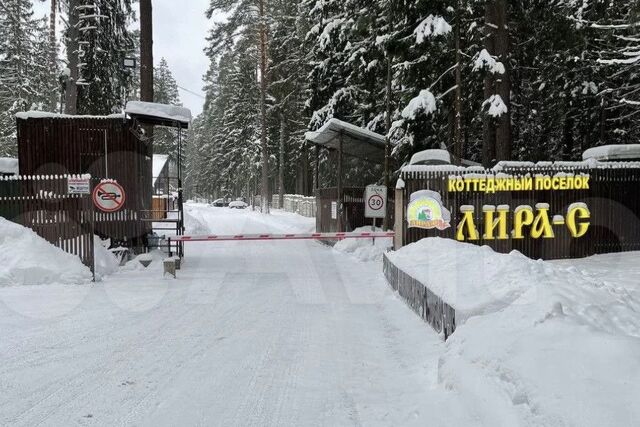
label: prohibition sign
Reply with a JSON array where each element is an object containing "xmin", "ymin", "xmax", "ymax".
[
  {"xmin": 93, "ymin": 181, "xmax": 126, "ymax": 213},
  {"xmin": 367, "ymin": 194, "xmax": 384, "ymax": 211}
]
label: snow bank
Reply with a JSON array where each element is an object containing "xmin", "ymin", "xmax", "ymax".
[
  {"xmin": 333, "ymin": 226, "xmax": 393, "ymax": 262},
  {"xmin": 0, "ymin": 217, "xmax": 92, "ymax": 286},
  {"xmin": 388, "ymin": 238, "xmax": 640, "ymax": 426},
  {"xmin": 93, "ymin": 238, "xmax": 120, "ymax": 280}
]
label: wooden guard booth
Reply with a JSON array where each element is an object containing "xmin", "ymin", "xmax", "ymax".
[
  {"xmin": 17, "ymin": 112, "xmax": 151, "ymax": 251},
  {"xmin": 306, "ymin": 119, "xmax": 393, "ymax": 232}
]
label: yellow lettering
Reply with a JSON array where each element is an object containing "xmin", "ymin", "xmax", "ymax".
[
  {"xmin": 456, "ymin": 207, "xmax": 480, "ymax": 241},
  {"xmin": 531, "ymin": 204, "xmax": 555, "ymax": 239},
  {"xmin": 566, "ymin": 205, "xmax": 590, "ymax": 238},
  {"xmin": 513, "ymin": 206, "xmax": 534, "ymax": 239}
]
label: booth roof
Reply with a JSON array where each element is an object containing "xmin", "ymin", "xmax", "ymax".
[
  {"xmin": 305, "ymin": 118, "xmax": 386, "ymax": 163},
  {"xmin": 125, "ymin": 101, "xmax": 192, "ymax": 129}
]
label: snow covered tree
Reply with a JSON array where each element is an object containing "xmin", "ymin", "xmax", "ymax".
[
  {"xmin": 74, "ymin": 0, "xmax": 136, "ymax": 115},
  {"xmin": 0, "ymin": 0, "xmax": 58, "ymax": 156},
  {"xmin": 153, "ymin": 58, "xmax": 182, "ymax": 158}
]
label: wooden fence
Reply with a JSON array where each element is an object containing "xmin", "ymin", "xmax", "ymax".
[
  {"xmin": 383, "ymin": 252, "xmax": 456, "ymax": 339},
  {"xmin": 399, "ymin": 164, "xmax": 640, "ymax": 259},
  {"xmin": 0, "ymin": 175, "xmax": 95, "ymax": 274}
]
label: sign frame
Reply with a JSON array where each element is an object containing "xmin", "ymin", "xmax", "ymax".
[
  {"xmin": 67, "ymin": 177, "xmax": 91, "ymax": 195},
  {"xmin": 364, "ymin": 185, "xmax": 387, "ymax": 219}
]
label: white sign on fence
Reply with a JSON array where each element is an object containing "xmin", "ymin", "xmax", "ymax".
[
  {"xmin": 364, "ymin": 185, "xmax": 387, "ymax": 219},
  {"xmin": 331, "ymin": 201, "xmax": 338, "ymax": 220},
  {"xmin": 67, "ymin": 177, "xmax": 91, "ymax": 195}
]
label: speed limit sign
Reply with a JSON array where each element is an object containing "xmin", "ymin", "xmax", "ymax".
[{"xmin": 364, "ymin": 185, "xmax": 387, "ymax": 219}]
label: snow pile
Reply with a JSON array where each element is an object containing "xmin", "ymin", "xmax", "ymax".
[
  {"xmin": 93, "ymin": 238, "xmax": 120, "ymax": 280},
  {"xmin": 333, "ymin": 226, "xmax": 393, "ymax": 262},
  {"xmin": 402, "ymin": 89, "xmax": 437, "ymax": 120},
  {"xmin": 388, "ymin": 238, "xmax": 640, "ymax": 425},
  {"xmin": 0, "ymin": 217, "xmax": 92, "ymax": 286}
]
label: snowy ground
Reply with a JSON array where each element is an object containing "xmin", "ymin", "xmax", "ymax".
[
  {"xmin": 3, "ymin": 204, "xmax": 638, "ymax": 426},
  {"xmin": 0, "ymin": 204, "xmax": 468, "ymax": 426}
]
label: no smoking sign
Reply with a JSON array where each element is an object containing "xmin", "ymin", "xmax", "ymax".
[
  {"xmin": 93, "ymin": 181, "xmax": 126, "ymax": 213},
  {"xmin": 364, "ymin": 185, "xmax": 387, "ymax": 219}
]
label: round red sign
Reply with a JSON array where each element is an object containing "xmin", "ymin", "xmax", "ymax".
[{"xmin": 93, "ymin": 181, "xmax": 126, "ymax": 213}]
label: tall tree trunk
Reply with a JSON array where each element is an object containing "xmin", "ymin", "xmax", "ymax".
[
  {"xmin": 64, "ymin": 0, "xmax": 79, "ymax": 115},
  {"xmin": 482, "ymin": 1, "xmax": 496, "ymax": 167},
  {"xmin": 278, "ymin": 112, "xmax": 286, "ymax": 207},
  {"xmin": 259, "ymin": 0, "xmax": 270, "ymax": 214},
  {"xmin": 49, "ymin": 0, "xmax": 58, "ymax": 111},
  {"xmin": 140, "ymin": 0, "xmax": 154, "ymax": 104},
  {"xmin": 494, "ymin": 0, "xmax": 511, "ymax": 161},
  {"xmin": 383, "ymin": 1, "xmax": 393, "ymax": 230},
  {"xmin": 453, "ymin": 0, "xmax": 464, "ymax": 162}
]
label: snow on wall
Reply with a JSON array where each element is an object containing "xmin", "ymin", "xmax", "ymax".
[
  {"xmin": 583, "ymin": 144, "xmax": 640, "ymax": 161},
  {"xmin": 0, "ymin": 157, "xmax": 18, "ymax": 175}
]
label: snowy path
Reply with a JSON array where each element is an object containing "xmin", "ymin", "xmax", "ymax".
[{"xmin": 0, "ymin": 205, "xmax": 468, "ymax": 426}]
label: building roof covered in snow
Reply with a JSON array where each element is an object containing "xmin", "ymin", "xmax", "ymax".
[
  {"xmin": 15, "ymin": 111, "xmax": 125, "ymax": 120},
  {"xmin": 0, "ymin": 157, "xmax": 18, "ymax": 175},
  {"xmin": 583, "ymin": 144, "xmax": 640, "ymax": 162},
  {"xmin": 125, "ymin": 101, "xmax": 192, "ymax": 129},
  {"xmin": 305, "ymin": 118, "xmax": 386, "ymax": 163}
]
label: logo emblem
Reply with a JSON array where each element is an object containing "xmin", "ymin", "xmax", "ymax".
[{"xmin": 407, "ymin": 190, "xmax": 451, "ymax": 230}]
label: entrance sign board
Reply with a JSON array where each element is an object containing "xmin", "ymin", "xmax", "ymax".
[
  {"xmin": 93, "ymin": 181, "xmax": 126, "ymax": 213},
  {"xmin": 331, "ymin": 201, "xmax": 338, "ymax": 220},
  {"xmin": 364, "ymin": 185, "xmax": 387, "ymax": 219}
]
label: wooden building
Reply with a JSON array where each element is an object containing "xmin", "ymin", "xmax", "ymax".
[{"xmin": 16, "ymin": 112, "xmax": 151, "ymax": 250}]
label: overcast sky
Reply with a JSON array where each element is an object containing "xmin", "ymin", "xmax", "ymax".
[{"xmin": 33, "ymin": 1, "xmax": 212, "ymax": 116}]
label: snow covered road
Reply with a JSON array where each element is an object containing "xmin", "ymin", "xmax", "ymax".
[{"xmin": 0, "ymin": 205, "xmax": 466, "ymax": 426}]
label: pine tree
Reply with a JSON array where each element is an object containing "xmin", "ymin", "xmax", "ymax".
[
  {"xmin": 0, "ymin": 0, "xmax": 57, "ymax": 156},
  {"xmin": 153, "ymin": 58, "xmax": 182, "ymax": 157}
]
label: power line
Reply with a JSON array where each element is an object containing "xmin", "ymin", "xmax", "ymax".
[{"xmin": 178, "ymin": 85, "xmax": 206, "ymax": 99}]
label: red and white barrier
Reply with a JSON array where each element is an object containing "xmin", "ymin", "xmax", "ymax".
[{"xmin": 173, "ymin": 231, "xmax": 395, "ymax": 242}]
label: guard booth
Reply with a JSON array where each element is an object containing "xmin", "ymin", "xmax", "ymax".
[
  {"xmin": 305, "ymin": 119, "xmax": 394, "ymax": 232},
  {"xmin": 15, "ymin": 102, "xmax": 190, "ymax": 255}
]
